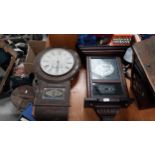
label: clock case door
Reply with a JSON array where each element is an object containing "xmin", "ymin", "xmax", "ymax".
[{"xmin": 85, "ymin": 56, "xmax": 131, "ymax": 111}]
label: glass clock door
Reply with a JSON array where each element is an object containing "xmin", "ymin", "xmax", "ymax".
[
  {"xmin": 88, "ymin": 57, "xmax": 124, "ymax": 98},
  {"xmin": 90, "ymin": 58, "xmax": 120, "ymax": 80}
]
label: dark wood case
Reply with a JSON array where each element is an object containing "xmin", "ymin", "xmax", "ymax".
[
  {"xmin": 131, "ymin": 36, "xmax": 155, "ymax": 109},
  {"xmin": 33, "ymin": 48, "xmax": 81, "ymax": 121},
  {"xmin": 85, "ymin": 56, "xmax": 131, "ymax": 120}
]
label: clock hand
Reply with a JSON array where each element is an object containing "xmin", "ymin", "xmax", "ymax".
[{"xmin": 56, "ymin": 60, "xmax": 60, "ymax": 73}]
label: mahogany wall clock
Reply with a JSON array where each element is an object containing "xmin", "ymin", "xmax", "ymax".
[
  {"xmin": 85, "ymin": 56, "xmax": 132, "ymax": 120},
  {"xmin": 33, "ymin": 47, "xmax": 81, "ymax": 121}
]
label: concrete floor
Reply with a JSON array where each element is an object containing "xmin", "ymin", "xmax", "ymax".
[{"xmin": 0, "ymin": 97, "xmax": 20, "ymax": 121}]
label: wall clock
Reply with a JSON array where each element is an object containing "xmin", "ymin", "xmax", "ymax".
[
  {"xmin": 85, "ymin": 56, "xmax": 132, "ymax": 120},
  {"xmin": 33, "ymin": 48, "xmax": 81, "ymax": 120}
]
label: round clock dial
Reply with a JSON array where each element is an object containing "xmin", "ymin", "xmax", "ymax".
[
  {"xmin": 91, "ymin": 59, "xmax": 114, "ymax": 79},
  {"xmin": 40, "ymin": 48, "xmax": 75, "ymax": 76}
]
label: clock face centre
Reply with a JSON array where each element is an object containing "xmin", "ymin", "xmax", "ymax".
[{"xmin": 40, "ymin": 48, "xmax": 75, "ymax": 76}]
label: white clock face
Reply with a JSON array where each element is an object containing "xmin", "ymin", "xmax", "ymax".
[
  {"xmin": 40, "ymin": 48, "xmax": 75, "ymax": 76},
  {"xmin": 90, "ymin": 59, "xmax": 114, "ymax": 79}
]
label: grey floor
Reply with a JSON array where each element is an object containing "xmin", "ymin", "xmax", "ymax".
[{"xmin": 0, "ymin": 97, "xmax": 20, "ymax": 121}]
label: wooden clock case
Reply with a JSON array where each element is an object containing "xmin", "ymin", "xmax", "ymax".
[
  {"xmin": 33, "ymin": 47, "xmax": 81, "ymax": 120},
  {"xmin": 85, "ymin": 56, "xmax": 132, "ymax": 120},
  {"xmin": 79, "ymin": 45, "xmax": 132, "ymax": 120}
]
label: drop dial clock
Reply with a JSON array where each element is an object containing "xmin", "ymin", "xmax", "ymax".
[{"xmin": 33, "ymin": 48, "xmax": 81, "ymax": 121}]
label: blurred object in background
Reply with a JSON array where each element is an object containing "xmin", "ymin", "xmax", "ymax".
[
  {"xmin": 78, "ymin": 34, "xmax": 113, "ymax": 46},
  {"xmin": 0, "ymin": 34, "xmax": 47, "ymax": 59},
  {"xmin": 78, "ymin": 34, "xmax": 134, "ymax": 47},
  {"xmin": 13, "ymin": 61, "xmax": 27, "ymax": 78},
  {"xmin": 10, "ymin": 59, "xmax": 34, "ymax": 89},
  {"xmin": 98, "ymin": 34, "xmax": 113, "ymax": 45},
  {"xmin": 109, "ymin": 34, "xmax": 133, "ymax": 46},
  {"xmin": 0, "ymin": 40, "xmax": 17, "ymax": 96},
  {"xmin": 11, "ymin": 85, "xmax": 35, "ymax": 112},
  {"xmin": 0, "ymin": 34, "xmax": 45, "ymax": 42},
  {"xmin": 0, "ymin": 34, "xmax": 46, "ymax": 91},
  {"xmin": 123, "ymin": 47, "xmax": 133, "ymax": 79},
  {"xmin": 18, "ymin": 103, "xmax": 36, "ymax": 121},
  {"xmin": 0, "ymin": 48, "xmax": 11, "ymax": 70},
  {"xmin": 123, "ymin": 47, "xmax": 133, "ymax": 64},
  {"xmin": 78, "ymin": 34, "xmax": 96, "ymax": 46},
  {"xmin": 139, "ymin": 34, "xmax": 154, "ymax": 40},
  {"xmin": 48, "ymin": 34, "xmax": 77, "ymax": 49},
  {"xmin": 134, "ymin": 34, "xmax": 141, "ymax": 42}
]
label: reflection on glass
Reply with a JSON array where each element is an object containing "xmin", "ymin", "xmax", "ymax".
[
  {"xmin": 90, "ymin": 58, "xmax": 119, "ymax": 80},
  {"xmin": 92, "ymin": 83, "xmax": 123, "ymax": 97}
]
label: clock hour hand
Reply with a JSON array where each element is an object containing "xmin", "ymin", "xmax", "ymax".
[{"xmin": 56, "ymin": 60, "xmax": 60, "ymax": 73}]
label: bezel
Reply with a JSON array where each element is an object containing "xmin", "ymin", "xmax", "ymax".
[
  {"xmin": 34, "ymin": 47, "xmax": 81, "ymax": 83},
  {"xmin": 40, "ymin": 48, "xmax": 75, "ymax": 76}
]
